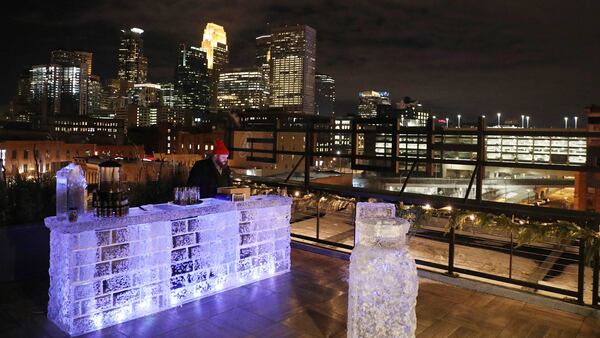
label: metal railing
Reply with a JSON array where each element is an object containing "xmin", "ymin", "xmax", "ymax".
[{"xmin": 226, "ymin": 115, "xmax": 600, "ymax": 307}]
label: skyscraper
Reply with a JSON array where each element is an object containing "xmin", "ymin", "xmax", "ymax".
[
  {"xmin": 130, "ymin": 83, "xmax": 162, "ymax": 107},
  {"xmin": 201, "ymin": 23, "xmax": 229, "ymax": 110},
  {"xmin": 30, "ymin": 64, "xmax": 86, "ymax": 123},
  {"xmin": 174, "ymin": 44, "xmax": 210, "ymax": 122},
  {"xmin": 358, "ymin": 90, "xmax": 390, "ymax": 118},
  {"xmin": 269, "ymin": 25, "xmax": 316, "ymax": 115},
  {"xmin": 51, "ymin": 50, "xmax": 96, "ymax": 116},
  {"xmin": 201, "ymin": 23, "xmax": 228, "ymax": 70},
  {"xmin": 159, "ymin": 83, "xmax": 176, "ymax": 109},
  {"xmin": 315, "ymin": 73, "xmax": 335, "ymax": 116},
  {"xmin": 118, "ymin": 28, "xmax": 148, "ymax": 84},
  {"xmin": 86, "ymin": 75, "xmax": 102, "ymax": 117},
  {"xmin": 51, "ymin": 50, "xmax": 93, "ymax": 76},
  {"xmin": 255, "ymin": 34, "xmax": 272, "ymax": 99},
  {"xmin": 217, "ymin": 67, "xmax": 268, "ymax": 110}
]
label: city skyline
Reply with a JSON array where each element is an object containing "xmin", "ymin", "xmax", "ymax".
[{"xmin": 4, "ymin": 1, "xmax": 600, "ymax": 125}]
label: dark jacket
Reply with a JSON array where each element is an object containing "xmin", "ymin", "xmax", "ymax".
[{"xmin": 186, "ymin": 158, "xmax": 232, "ymax": 198}]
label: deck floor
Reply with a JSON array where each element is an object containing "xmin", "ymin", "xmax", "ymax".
[{"xmin": 0, "ymin": 249, "xmax": 599, "ymax": 337}]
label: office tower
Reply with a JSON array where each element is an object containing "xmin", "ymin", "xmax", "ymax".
[
  {"xmin": 159, "ymin": 83, "xmax": 182, "ymax": 125},
  {"xmin": 255, "ymin": 34, "xmax": 272, "ymax": 98},
  {"xmin": 159, "ymin": 83, "xmax": 176, "ymax": 108},
  {"xmin": 86, "ymin": 75, "xmax": 103, "ymax": 117},
  {"xmin": 174, "ymin": 44, "xmax": 210, "ymax": 123},
  {"xmin": 130, "ymin": 83, "xmax": 162, "ymax": 107},
  {"xmin": 201, "ymin": 23, "xmax": 228, "ymax": 70},
  {"xmin": 201, "ymin": 23, "xmax": 229, "ymax": 109},
  {"xmin": 30, "ymin": 64, "xmax": 86, "ymax": 123},
  {"xmin": 51, "ymin": 50, "xmax": 93, "ymax": 76},
  {"xmin": 315, "ymin": 73, "xmax": 335, "ymax": 116},
  {"xmin": 358, "ymin": 90, "xmax": 390, "ymax": 118},
  {"xmin": 118, "ymin": 27, "xmax": 148, "ymax": 83},
  {"xmin": 100, "ymin": 79, "xmax": 127, "ymax": 112},
  {"xmin": 269, "ymin": 25, "xmax": 316, "ymax": 115},
  {"xmin": 8, "ymin": 71, "xmax": 31, "ymax": 121},
  {"xmin": 217, "ymin": 67, "xmax": 268, "ymax": 110}
]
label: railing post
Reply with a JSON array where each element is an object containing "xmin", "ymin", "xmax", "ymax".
[
  {"xmin": 304, "ymin": 119, "xmax": 313, "ymax": 191},
  {"xmin": 316, "ymin": 197, "xmax": 320, "ymax": 240},
  {"xmin": 592, "ymin": 247, "xmax": 599, "ymax": 307},
  {"xmin": 425, "ymin": 117, "xmax": 434, "ymax": 176},
  {"xmin": 578, "ymin": 239, "xmax": 586, "ymax": 304},
  {"xmin": 448, "ymin": 226, "xmax": 456, "ymax": 276},
  {"xmin": 509, "ymin": 231, "xmax": 514, "ymax": 279},
  {"xmin": 351, "ymin": 119, "xmax": 357, "ymax": 170},
  {"xmin": 392, "ymin": 118, "xmax": 399, "ymax": 173},
  {"xmin": 476, "ymin": 116, "xmax": 485, "ymax": 201}
]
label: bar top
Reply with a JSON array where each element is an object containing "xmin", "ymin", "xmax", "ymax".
[{"xmin": 45, "ymin": 195, "xmax": 292, "ymax": 234}]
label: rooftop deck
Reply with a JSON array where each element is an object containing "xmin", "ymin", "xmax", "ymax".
[{"xmin": 1, "ymin": 248, "xmax": 598, "ymax": 337}]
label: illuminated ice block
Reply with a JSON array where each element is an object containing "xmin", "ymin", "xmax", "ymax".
[
  {"xmin": 45, "ymin": 196, "xmax": 292, "ymax": 336},
  {"xmin": 348, "ymin": 202, "xmax": 418, "ymax": 338},
  {"xmin": 55, "ymin": 163, "xmax": 87, "ymax": 219}
]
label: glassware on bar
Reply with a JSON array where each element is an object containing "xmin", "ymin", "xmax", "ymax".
[{"xmin": 174, "ymin": 187, "xmax": 202, "ymax": 205}]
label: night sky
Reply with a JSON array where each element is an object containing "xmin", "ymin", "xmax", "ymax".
[{"xmin": 4, "ymin": 0, "xmax": 600, "ymax": 126}]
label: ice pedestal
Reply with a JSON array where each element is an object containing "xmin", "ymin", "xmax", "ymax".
[
  {"xmin": 55, "ymin": 163, "xmax": 87, "ymax": 219},
  {"xmin": 348, "ymin": 202, "xmax": 418, "ymax": 338}
]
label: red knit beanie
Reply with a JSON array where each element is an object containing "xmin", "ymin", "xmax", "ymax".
[{"xmin": 213, "ymin": 138, "xmax": 229, "ymax": 155}]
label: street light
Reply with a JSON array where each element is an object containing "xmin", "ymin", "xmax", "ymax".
[
  {"xmin": 445, "ymin": 117, "xmax": 449, "ymax": 127},
  {"xmin": 564, "ymin": 117, "xmax": 568, "ymax": 129},
  {"xmin": 574, "ymin": 116, "xmax": 578, "ymax": 129},
  {"xmin": 521, "ymin": 115, "xmax": 525, "ymax": 128},
  {"xmin": 497, "ymin": 112, "xmax": 501, "ymax": 127},
  {"xmin": 457, "ymin": 114, "xmax": 461, "ymax": 128},
  {"xmin": 526, "ymin": 116, "xmax": 530, "ymax": 128}
]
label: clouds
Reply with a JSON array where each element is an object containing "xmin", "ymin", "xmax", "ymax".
[{"xmin": 4, "ymin": 0, "xmax": 600, "ymax": 125}]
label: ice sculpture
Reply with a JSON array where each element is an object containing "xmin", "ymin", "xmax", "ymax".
[
  {"xmin": 56, "ymin": 163, "xmax": 87, "ymax": 220},
  {"xmin": 348, "ymin": 202, "xmax": 418, "ymax": 338},
  {"xmin": 45, "ymin": 196, "xmax": 291, "ymax": 336}
]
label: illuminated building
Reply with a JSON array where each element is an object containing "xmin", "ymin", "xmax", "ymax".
[
  {"xmin": 30, "ymin": 64, "xmax": 86, "ymax": 123},
  {"xmin": 159, "ymin": 83, "xmax": 176, "ymax": 108},
  {"xmin": 0, "ymin": 140, "xmax": 140, "ymax": 178},
  {"xmin": 376, "ymin": 97, "xmax": 429, "ymax": 126},
  {"xmin": 255, "ymin": 34, "xmax": 272, "ymax": 98},
  {"xmin": 201, "ymin": 23, "xmax": 229, "ymax": 109},
  {"xmin": 230, "ymin": 112, "xmax": 313, "ymax": 175},
  {"xmin": 201, "ymin": 23, "xmax": 228, "ymax": 70},
  {"xmin": 9, "ymin": 71, "xmax": 31, "ymax": 121},
  {"xmin": 129, "ymin": 83, "xmax": 162, "ymax": 107},
  {"xmin": 174, "ymin": 44, "xmax": 210, "ymax": 122},
  {"xmin": 51, "ymin": 50, "xmax": 93, "ymax": 76},
  {"xmin": 575, "ymin": 105, "xmax": 600, "ymax": 211},
  {"xmin": 159, "ymin": 83, "xmax": 183, "ymax": 125},
  {"xmin": 315, "ymin": 73, "xmax": 335, "ymax": 116},
  {"xmin": 133, "ymin": 106, "xmax": 159, "ymax": 127},
  {"xmin": 333, "ymin": 118, "xmax": 352, "ymax": 155},
  {"xmin": 118, "ymin": 27, "xmax": 147, "ymax": 84},
  {"xmin": 217, "ymin": 67, "xmax": 268, "ymax": 110},
  {"xmin": 86, "ymin": 75, "xmax": 102, "ymax": 117},
  {"xmin": 358, "ymin": 90, "xmax": 390, "ymax": 118},
  {"xmin": 49, "ymin": 116, "xmax": 125, "ymax": 144},
  {"xmin": 269, "ymin": 25, "xmax": 316, "ymax": 115}
]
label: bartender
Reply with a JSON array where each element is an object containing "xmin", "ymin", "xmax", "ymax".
[{"xmin": 187, "ymin": 138, "xmax": 232, "ymax": 198}]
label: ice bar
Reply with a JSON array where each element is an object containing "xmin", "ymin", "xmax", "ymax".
[{"xmin": 44, "ymin": 196, "xmax": 292, "ymax": 336}]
